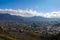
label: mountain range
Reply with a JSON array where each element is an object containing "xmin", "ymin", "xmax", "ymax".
[{"xmin": 0, "ymin": 13, "xmax": 60, "ymax": 21}]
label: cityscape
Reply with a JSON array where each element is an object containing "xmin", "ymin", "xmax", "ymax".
[{"xmin": 0, "ymin": 0, "xmax": 60, "ymax": 40}]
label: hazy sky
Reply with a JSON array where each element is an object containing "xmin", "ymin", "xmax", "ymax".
[{"xmin": 0, "ymin": 0, "xmax": 60, "ymax": 12}]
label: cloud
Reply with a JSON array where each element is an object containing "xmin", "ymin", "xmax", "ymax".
[
  {"xmin": 43, "ymin": 11, "xmax": 60, "ymax": 18},
  {"xmin": 0, "ymin": 9, "xmax": 60, "ymax": 18},
  {"xmin": 0, "ymin": 9, "xmax": 42, "ymax": 17}
]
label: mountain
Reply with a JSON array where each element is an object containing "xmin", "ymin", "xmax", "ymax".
[
  {"xmin": 0, "ymin": 13, "xmax": 24, "ymax": 21},
  {"xmin": 0, "ymin": 13, "xmax": 47, "ymax": 21},
  {"xmin": 0, "ymin": 13, "xmax": 60, "ymax": 21},
  {"xmin": 24, "ymin": 16, "xmax": 47, "ymax": 21}
]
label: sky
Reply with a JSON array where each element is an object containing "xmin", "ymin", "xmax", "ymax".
[{"xmin": 0, "ymin": 0, "xmax": 60, "ymax": 18}]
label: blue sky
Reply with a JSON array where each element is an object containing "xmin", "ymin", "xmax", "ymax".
[{"xmin": 0, "ymin": 0, "xmax": 60, "ymax": 12}]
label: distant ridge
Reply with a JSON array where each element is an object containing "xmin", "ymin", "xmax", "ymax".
[{"xmin": 0, "ymin": 13, "xmax": 60, "ymax": 21}]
